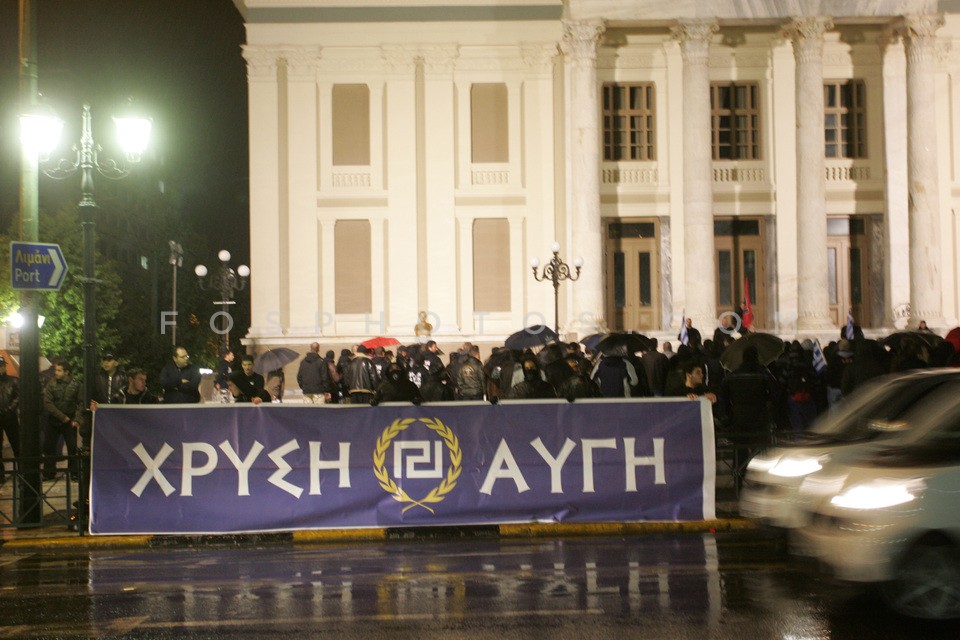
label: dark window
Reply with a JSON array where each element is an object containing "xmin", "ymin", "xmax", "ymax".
[
  {"xmin": 602, "ymin": 83, "xmax": 656, "ymax": 161},
  {"xmin": 608, "ymin": 222, "xmax": 656, "ymax": 239},
  {"xmin": 711, "ymin": 83, "xmax": 761, "ymax": 160},
  {"xmin": 824, "ymin": 80, "xmax": 866, "ymax": 159}
]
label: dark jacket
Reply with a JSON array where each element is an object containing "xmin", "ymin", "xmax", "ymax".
[
  {"xmin": 455, "ymin": 355, "xmax": 486, "ymax": 400},
  {"xmin": 344, "ymin": 355, "xmax": 380, "ymax": 394},
  {"xmin": 375, "ymin": 373, "xmax": 423, "ymax": 404},
  {"xmin": 720, "ymin": 362, "xmax": 778, "ymax": 434},
  {"xmin": 43, "ymin": 376, "xmax": 82, "ymax": 423},
  {"xmin": 297, "ymin": 352, "xmax": 330, "ymax": 395},
  {"xmin": 120, "ymin": 388, "xmax": 160, "ymax": 404},
  {"xmin": 94, "ymin": 369, "xmax": 126, "ymax": 405},
  {"xmin": 591, "ymin": 356, "xmax": 639, "ymax": 398},
  {"xmin": 159, "ymin": 362, "xmax": 202, "ymax": 404},
  {"xmin": 0, "ymin": 373, "xmax": 19, "ymax": 416},
  {"xmin": 232, "ymin": 371, "xmax": 265, "ymax": 399}
]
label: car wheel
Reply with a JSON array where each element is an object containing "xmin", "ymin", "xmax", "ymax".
[{"xmin": 882, "ymin": 538, "xmax": 960, "ymax": 620}]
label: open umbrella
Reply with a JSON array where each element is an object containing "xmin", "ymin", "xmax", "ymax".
[
  {"xmin": 596, "ymin": 332, "xmax": 653, "ymax": 356},
  {"xmin": 580, "ymin": 333, "xmax": 605, "ymax": 351},
  {"xmin": 253, "ymin": 348, "xmax": 300, "ymax": 374},
  {"xmin": 946, "ymin": 327, "xmax": 960, "ymax": 353},
  {"xmin": 504, "ymin": 325, "xmax": 559, "ymax": 350},
  {"xmin": 720, "ymin": 333, "xmax": 784, "ymax": 372},
  {"xmin": 361, "ymin": 336, "xmax": 400, "ymax": 350},
  {"xmin": 883, "ymin": 331, "xmax": 945, "ymax": 352}
]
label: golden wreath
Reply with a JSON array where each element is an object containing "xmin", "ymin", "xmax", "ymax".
[{"xmin": 373, "ymin": 417, "xmax": 462, "ymax": 514}]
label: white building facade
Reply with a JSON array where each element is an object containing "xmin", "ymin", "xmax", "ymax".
[{"xmin": 233, "ymin": 0, "xmax": 960, "ymax": 353}]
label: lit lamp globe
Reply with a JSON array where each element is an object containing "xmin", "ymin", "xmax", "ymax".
[
  {"xmin": 113, "ymin": 101, "xmax": 152, "ymax": 161},
  {"xmin": 218, "ymin": 250, "xmax": 231, "ymax": 263},
  {"xmin": 194, "ymin": 265, "xmax": 208, "ymax": 278},
  {"xmin": 237, "ymin": 265, "xmax": 250, "ymax": 278},
  {"xmin": 19, "ymin": 107, "xmax": 63, "ymax": 157},
  {"xmin": 529, "ymin": 257, "xmax": 540, "ymax": 269},
  {"xmin": 551, "ymin": 241, "xmax": 561, "ymax": 253},
  {"xmin": 573, "ymin": 257, "xmax": 584, "ymax": 268}
]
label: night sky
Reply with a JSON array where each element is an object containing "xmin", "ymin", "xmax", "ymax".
[{"xmin": 0, "ymin": 0, "xmax": 249, "ymax": 260}]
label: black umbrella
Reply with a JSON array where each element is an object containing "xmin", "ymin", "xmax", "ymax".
[
  {"xmin": 720, "ymin": 333, "xmax": 785, "ymax": 372},
  {"xmin": 504, "ymin": 325, "xmax": 559, "ymax": 350},
  {"xmin": 253, "ymin": 348, "xmax": 300, "ymax": 374},
  {"xmin": 581, "ymin": 333, "xmax": 605, "ymax": 351},
  {"xmin": 883, "ymin": 331, "xmax": 945, "ymax": 352},
  {"xmin": 596, "ymin": 332, "xmax": 653, "ymax": 356}
]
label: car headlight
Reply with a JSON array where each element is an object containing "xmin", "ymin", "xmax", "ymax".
[
  {"xmin": 829, "ymin": 478, "xmax": 925, "ymax": 510},
  {"xmin": 746, "ymin": 454, "xmax": 780, "ymax": 473},
  {"xmin": 769, "ymin": 455, "xmax": 825, "ymax": 478}
]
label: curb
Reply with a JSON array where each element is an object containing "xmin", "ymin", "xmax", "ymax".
[{"xmin": 0, "ymin": 518, "xmax": 758, "ymax": 551}]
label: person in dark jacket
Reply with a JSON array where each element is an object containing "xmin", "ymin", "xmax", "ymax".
[
  {"xmin": 455, "ymin": 346, "xmax": 486, "ymax": 400},
  {"xmin": 556, "ymin": 356, "xmax": 601, "ymax": 399},
  {"xmin": 720, "ymin": 346, "xmax": 778, "ymax": 437},
  {"xmin": 841, "ymin": 339, "xmax": 886, "ymax": 397},
  {"xmin": 297, "ymin": 342, "xmax": 331, "ymax": 404},
  {"xmin": 42, "ymin": 361, "xmax": 82, "ymax": 480},
  {"xmin": 160, "ymin": 346, "xmax": 202, "ymax": 404},
  {"xmin": 119, "ymin": 368, "xmax": 160, "ymax": 404},
  {"xmin": 228, "ymin": 372, "xmax": 272, "ymax": 404},
  {"xmin": 375, "ymin": 362, "xmax": 423, "ymax": 404},
  {"xmin": 93, "ymin": 352, "xmax": 125, "ymax": 406},
  {"xmin": 231, "ymin": 355, "xmax": 266, "ymax": 399},
  {"xmin": 344, "ymin": 346, "xmax": 380, "ymax": 404},
  {"xmin": 0, "ymin": 357, "xmax": 19, "ymax": 483},
  {"xmin": 591, "ymin": 354, "xmax": 640, "ymax": 398},
  {"xmin": 509, "ymin": 357, "xmax": 557, "ymax": 399}
]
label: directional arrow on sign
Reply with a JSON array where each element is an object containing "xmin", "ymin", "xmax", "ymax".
[{"xmin": 47, "ymin": 247, "xmax": 65, "ymax": 288}]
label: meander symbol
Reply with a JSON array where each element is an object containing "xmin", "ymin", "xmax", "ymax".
[{"xmin": 373, "ymin": 417, "xmax": 462, "ymax": 514}]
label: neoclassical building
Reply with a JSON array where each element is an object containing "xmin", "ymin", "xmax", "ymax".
[{"xmin": 232, "ymin": 0, "xmax": 960, "ymax": 353}]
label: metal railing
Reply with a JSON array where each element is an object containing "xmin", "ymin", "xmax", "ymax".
[{"xmin": 0, "ymin": 453, "xmax": 87, "ymax": 532}]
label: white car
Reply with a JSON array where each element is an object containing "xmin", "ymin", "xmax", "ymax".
[
  {"xmin": 739, "ymin": 370, "xmax": 960, "ymax": 528},
  {"xmin": 793, "ymin": 388, "xmax": 960, "ymax": 620}
]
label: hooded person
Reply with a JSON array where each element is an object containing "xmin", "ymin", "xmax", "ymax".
[
  {"xmin": 508, "ymin": 356, "xmax": 557, "ymax": 399},
  {"xmin": 375, "ymin": 362, "xmax": 423, "ymax": 404}
]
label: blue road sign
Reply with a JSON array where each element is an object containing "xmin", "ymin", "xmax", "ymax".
[{"xmin": 10, "ymin": 242, "xmax": 68, "ymax": 291}]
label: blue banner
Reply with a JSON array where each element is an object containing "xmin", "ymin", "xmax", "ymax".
[{"xmin": 89, "ymin": 399, "xmax": 716, "ymax": 535}]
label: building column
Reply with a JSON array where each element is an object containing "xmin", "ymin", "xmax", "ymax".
[
  {"xmin": 787, "ymin": 16, "xmax": 835, "ymax": 333},
  {"xmin": 671, "ymin": 20, "xmax": 718, "ymax": 334},
  {"xmin": 241, "ymin": 46, "xmax": 282, "ymax": 339},
  {"xmin": 284, "ymin": 48, "xmax": 321, "ymax": 337},
  {"xmin": 562, "ymin": 19, "xmax": 605, "ymax": 335},
  {"xmin": 901, "ymin": 14, "xmax": 946, "ymax": 328}
]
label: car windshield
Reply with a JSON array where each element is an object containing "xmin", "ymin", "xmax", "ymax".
[
  {"xmin": 880, "ymin": 387, "xmax": 960, "ymax": 451},
  {"xmin": 806, "ymin": 373, "xmax": 960, "ymax": 443}
]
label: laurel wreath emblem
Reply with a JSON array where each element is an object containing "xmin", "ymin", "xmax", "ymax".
[{"xmin": 373, "ymin": 417, "xmax": 462, "ymax": 514}]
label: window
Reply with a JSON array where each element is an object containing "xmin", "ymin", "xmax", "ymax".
[
  {"xmin": 602, "ymin": 83, "xmax": 656, "ymax": 161},
  {"xmin": 824, "ymin": 80, "xmax": 866, "ymax": 159},
  {"xmin": 472, "ymin": 219, "xmax": 511, "ymax": 312},
  {"xmin": 471, "ymin": 84, "xmax": 509, "ymax": 163},
  {"xmin": 332, "ymin": 84, "xmax": 370, "ymax": 166},
  {"xmin": 334, "ymin": 220, "xmax": 372, "ymax": 313},
  {"xmin": 710, "ymin": 83, "xmax": 761, "ymax": 160}
]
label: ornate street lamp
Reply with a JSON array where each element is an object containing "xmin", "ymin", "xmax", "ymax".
[
  {"xmin": 195, "ymin": 250, "xmax": 249, "ymax": 356},
  {"xmin": 530, "ymin": 241, "xmax": 583, "ymax": 334},
  {"xmin": 42, "ymin": 102, "xmax": 152, "ymax": 416}
]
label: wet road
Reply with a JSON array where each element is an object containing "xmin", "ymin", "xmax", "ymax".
[{"xmin": 1, "ymin": 531, "xmax": 957, "ymax": 639}]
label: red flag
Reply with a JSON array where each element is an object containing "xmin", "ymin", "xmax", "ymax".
[{"xmin": 743, "ymin": 278, "xmax": 754, "ymax": 329}]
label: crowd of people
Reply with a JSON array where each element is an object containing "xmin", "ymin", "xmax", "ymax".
[{"xmin": 3, "ymin": 318, "xmax": 960, "ymax": 485}]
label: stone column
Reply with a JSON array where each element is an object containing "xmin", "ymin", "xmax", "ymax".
[
  {"xmin": 787, "ymin": 16, "xmax": 834, "ymax": 333},
  {"xmin": 562, "ymin": 20, "xmax": 605, "ymax": 334},
  {"xmin": 901, "ymin": 14, "xmax": 946, "ymax": 327},
  {"xmin": 671, "ymin": 20, "xmax": 718, "ymax": 334},
  {"xmin": 241, "ymin": 46, "xmax": 283, "ymax": 338},
  {"xmin": 284, "ymin": 48, "xmax": 321, "ymax": 336}
]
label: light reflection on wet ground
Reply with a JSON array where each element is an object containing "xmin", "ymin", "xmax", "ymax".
[{"xmin": 1, "ymin": 532, "xmax": 958, "ymax": 639}]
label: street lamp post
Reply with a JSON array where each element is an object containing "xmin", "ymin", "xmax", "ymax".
[
  {"xmin": 530, "ymin": 241, "xmax": 583, "ymax": 334},
  {"xmin": 43, "ymin": 103, "xmax": 152, "ymax": 419},
  {"xmin": 195, "ymin": 251, "xmax": 249, "ymax": 356},
  {"xmin": 168, "ymin": 241, "xmax": 183, "ymax": 346}
]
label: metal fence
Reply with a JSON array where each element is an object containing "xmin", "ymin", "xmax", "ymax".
[{"xmin": 0, "ymin": 453, "xmax": 87, "ymax": 532}]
